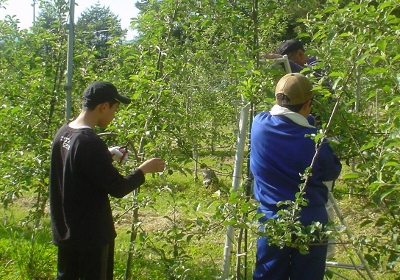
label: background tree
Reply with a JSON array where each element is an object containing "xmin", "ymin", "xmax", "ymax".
[
  {"xmin": 76, "ymin": 2, "xmax": 125, "ymax": 59},
  {"xmin": 0, "ymin": 0, "xmax": 70, "ymax": 277},
  {"xmin": 301, "ymin": 0, "xmax": 400, "ymax": 271},
  {"xmin": 35, "ymin": 0, "xmax": 68, "ymax": 30}
]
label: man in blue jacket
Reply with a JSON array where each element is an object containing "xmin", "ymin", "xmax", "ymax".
[{"xmin": 250, "ymin": 73, "xmax": 342, "ymax": 280}]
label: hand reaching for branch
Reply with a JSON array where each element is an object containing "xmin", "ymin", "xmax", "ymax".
[
  {"xmin": 262, "ymin": 53, "xmax": 283, "ymax": 59},
  {"xmin": 138, "ymin": 158, "xmax": 166, "ymax": 175}
]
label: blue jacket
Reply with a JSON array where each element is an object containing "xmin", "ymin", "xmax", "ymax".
[
  {"xmin": 250, "ymin": 111, "xmax": 341, "ymax": 209},
  {"xmin": 286, "ymin": 56, "xmax": 317, "ymax": 73}
]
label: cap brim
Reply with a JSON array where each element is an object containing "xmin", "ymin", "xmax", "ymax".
[{"xmin": 116, "ymin": 95, "xmax": 131, "ymax": 104}]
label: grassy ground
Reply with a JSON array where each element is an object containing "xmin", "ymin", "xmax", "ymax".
[{"xmin": 0, "ymin": 162, "xmax": 399, "ymax": 279}]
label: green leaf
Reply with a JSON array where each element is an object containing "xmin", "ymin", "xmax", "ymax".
[
  {"xmin": 324, "ymin": 6, "xmax": 337, "ymax": 13},
  {"xmin": 383, "ymin": 161, "xmax": 400, "ymax": 168},
  {"xmin": 393, "ymin": 54, "xmax": 400, "ymax": 62},
  {"xmin": 378, "ymin": 2, "xmax": 392, "ymax": 10},
  {"xmin": 380, "ymin": 187, "xmax": 400, "ymax": 200},
  {"xmin": 360, "ymin": 142, "xmax": 375, "ymax": 152},
  {"xmin": 377, "ymin": 39, "xmax": 387, "ymax": 52},
  {"xmin": 328, "ymin": 72, "xmax": 345, "ymax": 78},
  {"xmin": 297, "ymin": 33, "xmax": 310, "ymax": 39},
  {"xmin": 375, "ymin": 216, "xmax": 388, "ymax": 227},
  {"xmin": 360, "ymin": 219, "xmax": 374, "ymax": 228},
  {"xmin": 342, "ymin": 173, "xmax": 362, "ymax": 179},
  {"xmin": 367, "ymin": 67, "xmax": 387, "ymax": 74}
]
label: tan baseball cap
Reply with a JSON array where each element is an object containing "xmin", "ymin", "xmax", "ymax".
[{"xmin": 275, "ymin": 73, "xmax": 313, "ymax": 105}]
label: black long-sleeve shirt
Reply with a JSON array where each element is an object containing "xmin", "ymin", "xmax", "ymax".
[{"xmin": 50, "ymin": 124, "xmax": 145, "ymax": 250}]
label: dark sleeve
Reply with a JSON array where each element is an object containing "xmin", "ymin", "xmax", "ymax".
[
  {"xmin": 308, "ymin": 56, "xmax": 318, "ymax": 66},
  {"xmin": 278, "ymin": 61, "xmax": 304, "ymax": 73},
  {"xmin": 286, "ymin": 57, "xmax": 318, "ymax": 74},
  {"xmin": 308, "ymin": 56, "xmax": 334, "ymax": 92},
  {"xmin": 317, "ymin": 140, "xmax": 342, "ymax": 182},
  {"xmin": 75, "ymin": 134, "xmax": 145, "ymax": 198},
  {"xmin": 289, "ymin": 61, "xmax": 305, "ymax": 73}
]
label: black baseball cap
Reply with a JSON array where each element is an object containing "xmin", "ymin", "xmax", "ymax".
[
  {"xmin": 83, "ymin": 81, "xmax": 131, "ymax": 107},
  {"xmin": 277, "ymin": 40, "xmax": 305, "ymax": 55}
]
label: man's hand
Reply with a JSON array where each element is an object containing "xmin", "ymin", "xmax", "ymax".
[
  {"xmin": 138, "ymin": 158, "xmax": 166, "ymax": 175},
  {"xmin": 262, "ymin": 53, "xmax": 283, "ymax": 59},
  {"xmin": 109, "ymin": 146, "xmax": 131, "ymax": 164}
]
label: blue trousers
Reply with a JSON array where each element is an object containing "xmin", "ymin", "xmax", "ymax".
[{"xmin": 253, "ymin": 206, "xmax": 328, "ymax": 280}]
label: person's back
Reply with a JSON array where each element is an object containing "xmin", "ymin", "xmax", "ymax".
[
  {"xmin": 250, "ymin": 73, "xmax": 341, "ymax": 280},
  {"xmin": 50, "ymin": 81, "xmax": 166, "ymax": 280},
  {"xmin": 251, "ymin": 111, "xmax": 330, "ymax": 208},
  {"xmin": 50, "ymin": 124, "xmax": 130, "ymax": 249}
]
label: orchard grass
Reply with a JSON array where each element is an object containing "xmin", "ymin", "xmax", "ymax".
[
  {"xmin": 0, "ymin": 203, "xmax": 56, "ymax": 279},
  {"xmin": 0, "ymin": 160, "xmax": 398, "ymax": 279}
]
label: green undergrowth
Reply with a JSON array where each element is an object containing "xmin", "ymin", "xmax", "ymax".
[
  {"xmin": 110, "ymin": 172, "xmax": 233, "ymax": 279},
  {"xmin": 0, "ymin": 208, "xmax": 56, "ymax": 279},
  {"xmin": 0, "ymin": 165, "xmax": 398, "ymax": 279}
]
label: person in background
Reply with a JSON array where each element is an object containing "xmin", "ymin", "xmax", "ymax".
[
  {"xmin": 265, "ymin": 39, "xmax": 338, "ymax": 259},
  {"xmin": 265, "ymin": 39, "xmax": 333, "ymax": 93},
  {"xmin": 277, "ymin": 39, "xmax": 316, "ymax": 72},
  {"xmin": 250, "ymin": 73, "xmax": 342, "ymax": 279},
  {"xmin": 50, "ymin": 81, "xmax": 166, "ymax": 279},
  {"xmin": 264, "ymin": 39, "xmax": 318, "ymax": 73}
]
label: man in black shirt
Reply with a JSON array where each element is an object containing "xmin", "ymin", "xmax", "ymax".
[{"xmin": 50, "ymin": 81, "xmax": 165, "ymax": 279}]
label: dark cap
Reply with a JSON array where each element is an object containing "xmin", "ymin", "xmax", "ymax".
[
  {"xmin": 277, "ymin": 39, "xmax": 305, "ymax": 55},
  {"xmin": 275, "ymin": 73, "xmax": 313, "ymax": 105},
  {"xmin": 83, "ymin": 81, "xmax": 131, "ymax": 107}
]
